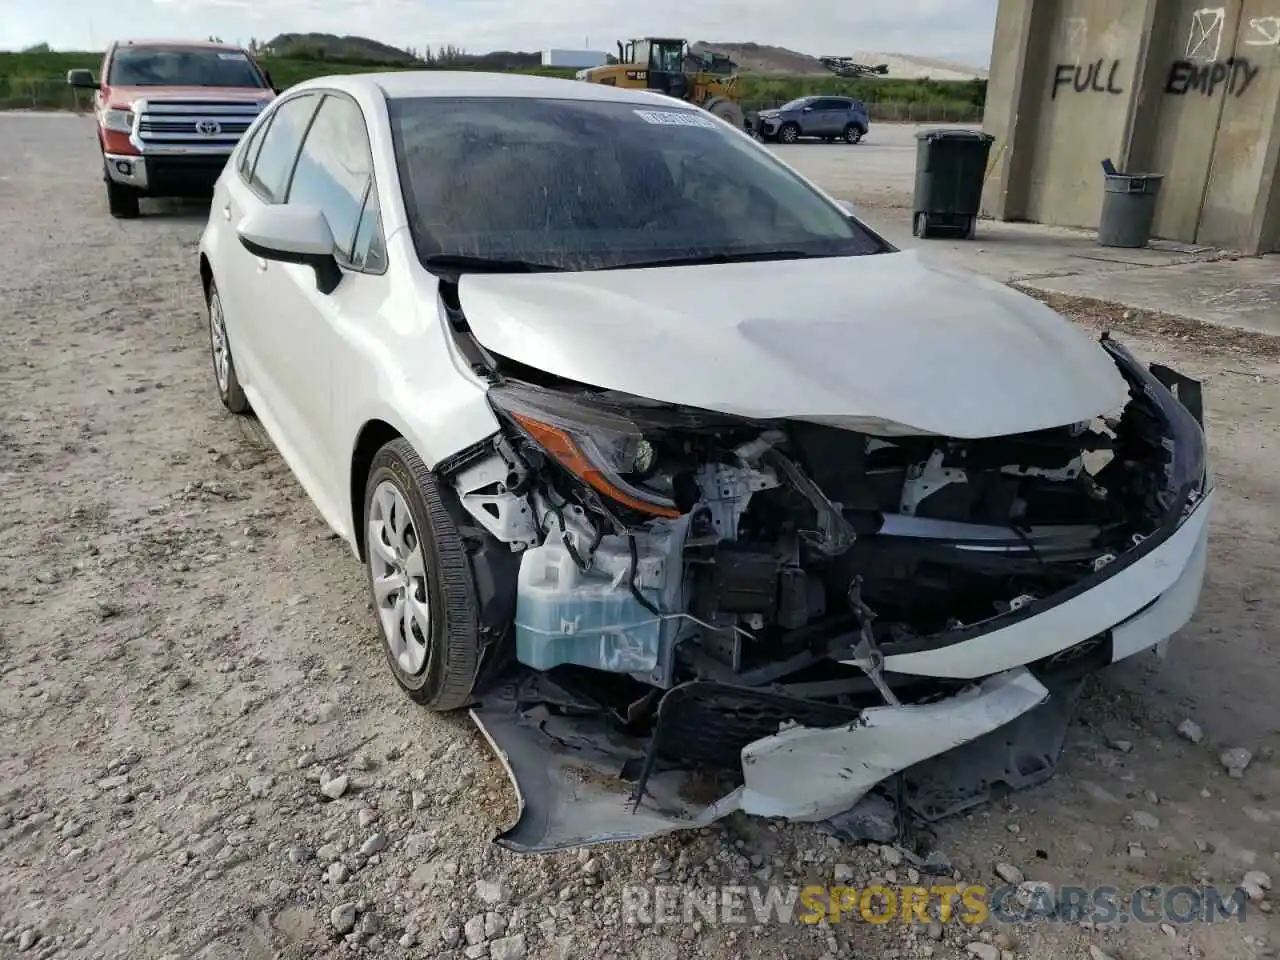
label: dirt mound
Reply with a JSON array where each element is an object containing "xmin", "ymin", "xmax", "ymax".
[{"xmin": 690, "ymin": 41, "xmax": 830, "ymax": 75}]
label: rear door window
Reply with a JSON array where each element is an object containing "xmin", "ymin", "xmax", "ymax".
[{"xmin": 238, "ymin": 112, "xmax": 271, "ymax": 179}]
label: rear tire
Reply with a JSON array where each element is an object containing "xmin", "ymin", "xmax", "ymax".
[
  {"xmin": 363, "ymin": 439, "xmax": 482, "ymax": 712},
  {"xmin": 843, "ymin": 124, "xmax": 864, "ymax": 144},
  {"xmin": 105, "ymin": 171, "xmax": 139, "ymax": 219},
  {"xmin": 779, "ymin": 123, "xmax": 800, "ymax": 144}
]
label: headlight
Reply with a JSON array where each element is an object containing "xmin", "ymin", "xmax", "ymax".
[
  {"xmin": 488, "ymin": 382, "xmax": 681, "ymax": 518},
  {"xmin": 102, "ymin": 108, "xmax": 135, "ymax": 134},
  {"xmin": 1101, "ymin": 336, "xmax": 1207, "ymax": 507}
]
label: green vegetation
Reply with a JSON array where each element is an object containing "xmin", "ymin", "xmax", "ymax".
[{"xmin": 1, "ymin": 46, "xmax": 984, "ymax": 121}]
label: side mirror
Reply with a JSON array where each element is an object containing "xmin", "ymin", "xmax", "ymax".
[
  {"xmin": 802, "ymin": 106, "xmax": 813, "ymax": 112},
  {"xmin": 67, "ymin": 69, "xmax": 97, "ymax": 90},
  {"xmin": 237, "ymin": 205, "xmax": 342, "ymax": 295}
]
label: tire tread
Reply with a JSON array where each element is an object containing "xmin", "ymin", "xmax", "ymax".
[{"xmin": 368, "ymin": 438, "xmax": 481, "ymax": 711}]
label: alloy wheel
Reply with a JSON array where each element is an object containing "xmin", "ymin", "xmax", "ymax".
[
  {"xmin": 209, "ymin": 290, "xmax": 230, "ymax": 394},
  {"xmin": 367, "ymin": 480, "xmax": 432, "ymax": 675}
]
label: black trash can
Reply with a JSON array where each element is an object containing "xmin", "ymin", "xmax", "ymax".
[
  {"xmin": 1098, "ymin": 173, "xmax": 1164, "ymax": 248},
  {"xmin": 913, "ymin": 129, "xmax": 995, "ymax": 240}
]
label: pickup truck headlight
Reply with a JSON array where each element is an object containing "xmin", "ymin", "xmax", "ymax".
[{"xmin": 102, "ymin": 108, "xmax": 135, "ymax": 134}]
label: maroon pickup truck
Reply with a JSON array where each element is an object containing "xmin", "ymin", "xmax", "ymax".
[{"xmin": 67, "ymin": 39, "xmax": 277, "ymax": 218}]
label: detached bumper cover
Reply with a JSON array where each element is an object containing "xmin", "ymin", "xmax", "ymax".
[
  {"xmin": 735, "ymin": 668, "xmax": 1047, "ymax": 821},
  {"xmin": 473, "ymin": 667, "xmax": 1049, "ymax": 852}
]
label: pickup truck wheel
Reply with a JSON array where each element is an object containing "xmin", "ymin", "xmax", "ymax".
[
  {"xmin": 207, "ymin": 279, "xmax": 249, "ymax": 414},
  {"xmin": 363, "ymin": 438, "xmax": 481, "ymax": 712},
  {"xmin": 105, "ymin": 175, "xmax": 139, "ymax": 219}
]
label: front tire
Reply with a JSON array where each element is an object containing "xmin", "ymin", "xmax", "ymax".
[
  {"xmin": 778, "ymin": 123, "xmax": 800, "ymax": 144},
  {"xmin": 105, "ymin": 176, "xmax": 139, "ymax": 219},
  {"xmin": 207, "ymin": 279, "xmax": 249, "ymax": 414},
  {"xmin": 363, "ymin": 439, "xmax": 481, "ymax": 712}
]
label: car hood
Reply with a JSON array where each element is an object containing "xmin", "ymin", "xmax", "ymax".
[
  {"xmin": 456, "ymin": 249, "xmax": 1130, "ymax": 438},
  {"xmin": 107, "ymin": 85, "xmax": 273, "ymax": 105}
]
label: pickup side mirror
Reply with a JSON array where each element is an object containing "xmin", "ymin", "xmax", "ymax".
[
  {"xmin": 67, "ymin": 69, "xmax": 97, "ymax": 89},
  {"xmin": 237, "ymin": 205, "xmax": 342, "ymax": 295}
]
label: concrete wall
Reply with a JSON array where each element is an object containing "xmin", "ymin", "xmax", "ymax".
[{"xmin": 982, "ymin": 0, "xmax": 1280, "ymax": 254}]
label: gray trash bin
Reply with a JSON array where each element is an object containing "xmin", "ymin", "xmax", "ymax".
[{"xmin": 1098, "ymin": 173, "xmax": 1163, "ymax": 248}]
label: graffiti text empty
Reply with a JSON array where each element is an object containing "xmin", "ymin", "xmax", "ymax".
[{"xmin": 1165, "ymin": 57, "xmax": 1259, "ymax": 97}]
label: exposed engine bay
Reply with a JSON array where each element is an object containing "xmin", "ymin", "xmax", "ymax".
[{"xmin": 437, "ymin": 285, "xmax": 1211, "ymax": 851}]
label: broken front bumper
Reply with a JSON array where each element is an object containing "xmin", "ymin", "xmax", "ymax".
[
  {"xmin": 473, "ymin": 667, "xmax": 1053, "ymax": 851},
  {"xmin": 472, "ymin": 344, "xmax": 1212, "ymax": 852}
]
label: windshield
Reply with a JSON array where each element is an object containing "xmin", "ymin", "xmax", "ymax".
[
  {"xmin": 780, "ymin": 98, "xmax": 812, "ymax": 110},
  {"xmin": 388, "ymin": 96, "xmax": 886, "ymax": 271},
  {"xmin": 107, "ymin": 46, "xmax": 267, "ymax": 88}
]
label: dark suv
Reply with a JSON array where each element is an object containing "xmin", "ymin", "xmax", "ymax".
[{"xmin": 751, "ymin": 96, "xmax": 870, "ymax": 145}]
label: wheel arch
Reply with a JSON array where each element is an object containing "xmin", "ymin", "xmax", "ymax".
[
  {"xmin": 350, "ymin": 418, "xmax": 405, "ymax": 562},
  {"xmin": 199, "ymin": 254, "xmax": 213, "ymax": 300}
]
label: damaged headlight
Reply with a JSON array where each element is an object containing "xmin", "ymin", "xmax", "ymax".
[
  {"xmin": 1102, "ymin": 335, "xmax": 1209, "ymax": 508},
  {"xmin": 488, "ymin": 382, "xmax": 682, "ymax": 518}
]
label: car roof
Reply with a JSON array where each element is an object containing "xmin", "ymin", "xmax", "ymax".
[
  {"xmin": 113, "ymin": 38, "xmax": 247, "ymax": 52},
  {"xmin": 288, "ymin": 70, "xmax": 706, "ymax": 108}
]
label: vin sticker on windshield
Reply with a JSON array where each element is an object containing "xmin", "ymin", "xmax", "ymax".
[
  {"xmin": 633, "ymin": 109, "xmax": 718, "ymax": 129},
  {"xmin": 218, "ymin": 52, "xmax": 249, "ymax": 60}
]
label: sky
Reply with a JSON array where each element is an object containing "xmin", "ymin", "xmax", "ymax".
[{"xmin": 1, "ymin": 0, "xmax": 999, "ymax": 67}]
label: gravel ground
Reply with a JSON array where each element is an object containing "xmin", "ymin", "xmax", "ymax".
[{"xmin": 1, "ymin": 112, "xmax": 1278, "ymax": 960}]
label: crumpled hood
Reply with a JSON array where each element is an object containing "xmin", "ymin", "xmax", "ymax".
[{"xmin": 457, "ymin": 249, "xmax": 1130, "ymax": 438}]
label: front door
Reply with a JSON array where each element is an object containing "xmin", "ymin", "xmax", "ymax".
[{"xmin": 245, "ymin": 92, "xmax": 378, "ymax": 506}]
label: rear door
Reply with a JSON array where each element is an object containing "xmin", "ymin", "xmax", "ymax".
[{"xmin": 218, "ymin": 91, "xmax": 322, "ymax": 436}]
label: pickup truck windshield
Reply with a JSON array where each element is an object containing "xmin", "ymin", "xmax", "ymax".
[
  {"xmin": 107, "ymin": 46, "xmax": 267, "ymax": 88},
  {"xmin": 388, "ymin": 96, "xmax": 887, "ymax": 272}
]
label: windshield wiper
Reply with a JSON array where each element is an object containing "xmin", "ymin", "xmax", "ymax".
[
  {"xmin": 422, "ymin": 254, "xmax": 563, "ymax": 275},
  {"xmin": 603, "ymin": 250, "xmax": 826, "ymax": 270}
]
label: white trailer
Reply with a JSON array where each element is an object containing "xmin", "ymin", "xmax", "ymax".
[{"xmin": 542, "ymin": 49, "xmax": 610, "ymax": 69}]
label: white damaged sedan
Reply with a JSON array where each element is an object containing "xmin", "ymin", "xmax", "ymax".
[{"xmin": 198, "ymin": 71, "xmax": 1212, "ymax": 851}]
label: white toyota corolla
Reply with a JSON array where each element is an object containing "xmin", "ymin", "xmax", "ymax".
[{"xmin": 199, "ymin": 71, "xmax": 1213, "ymax": 852}]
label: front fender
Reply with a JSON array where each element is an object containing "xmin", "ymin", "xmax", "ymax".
[{"xmin": 334, "ymin": 284, "xmax": 501, "ymax": 556}]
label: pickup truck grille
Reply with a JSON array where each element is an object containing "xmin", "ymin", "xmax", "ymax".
[{"xmin": 135, "ymin": 99, "xmax": 265, "ymax": 152}]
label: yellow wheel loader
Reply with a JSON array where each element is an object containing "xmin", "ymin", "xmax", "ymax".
[{"xmin": 576, "ymin": 38, "xmax": 746, "ymax": 131}]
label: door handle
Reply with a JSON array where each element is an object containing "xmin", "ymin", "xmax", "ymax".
[{"xmin": 221, "ymin": 204, "xmax": 231, "ymax": 221}]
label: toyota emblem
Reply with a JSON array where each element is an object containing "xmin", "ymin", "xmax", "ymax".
[{"xmin": 195, "ymin": 120, "xmax": 222, "ymax": 137}]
